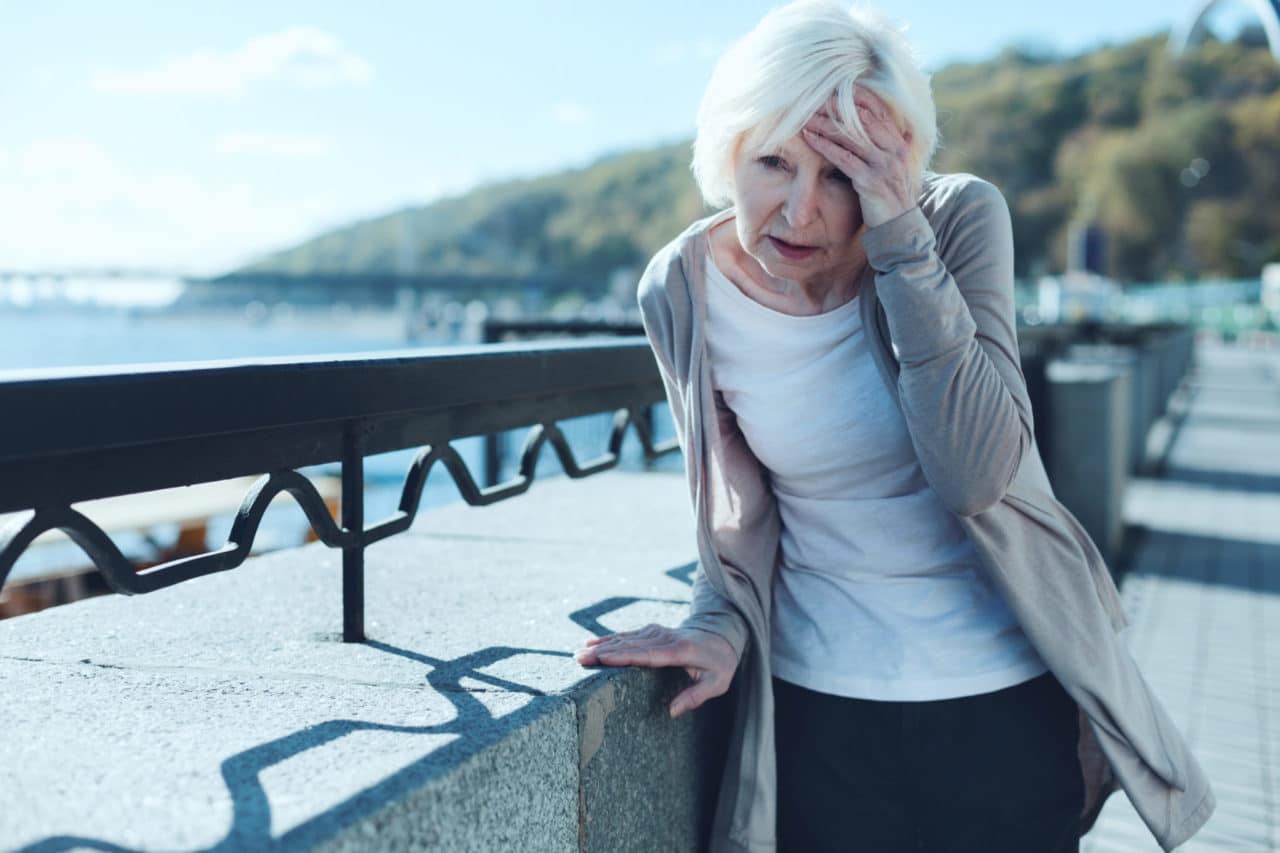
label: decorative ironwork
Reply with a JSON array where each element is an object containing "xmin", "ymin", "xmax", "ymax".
[
  {"xmin": 0, "ymin": 340, "xmax": 680, "ymax": 641},
  {"xmin": 0, "ymin": 469, "xmax": 350, "ymax": 596},
  {"xmin": 0, "ymin": 412, "xmax": 675, "ymax": 595}
]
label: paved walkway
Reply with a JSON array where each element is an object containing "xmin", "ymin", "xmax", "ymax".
[{"xmin": 1083, "ymin": 340, "xmax": 1280, "ymax": 852}]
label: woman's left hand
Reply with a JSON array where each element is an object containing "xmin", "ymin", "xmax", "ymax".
[{"xmin": 802, "ymin": 89, "xmax": 919, "ymax": 228}]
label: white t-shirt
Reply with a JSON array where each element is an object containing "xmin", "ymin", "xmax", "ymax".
[{"xmin": 704, "ymin": 251, "xmax": 1047, "ymax": 701}]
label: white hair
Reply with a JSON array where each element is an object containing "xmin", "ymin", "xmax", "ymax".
[{"xmin": 692, "ymin": 0, "xmax": 939, "ymax": 208}]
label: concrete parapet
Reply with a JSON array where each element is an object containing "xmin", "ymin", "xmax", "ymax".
[
  {"xmin": 1065, "ymin": 344, "xmax": 1150, "ymax": 474},
  {"xmin": 1045, "ymin": 360, "xmax": 1132, "ymax": 568},
  {"xmin": 0, "ymin": 472, "xmax": 726, "ymax": 852}
]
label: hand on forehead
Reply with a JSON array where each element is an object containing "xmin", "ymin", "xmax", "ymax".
[
  {"xmin": 808, "ymin": 86, "xmax": 912, "ymax": 150},
  {"xmin": 816, "ymin": 87, "xmax": 892, "ymax": 128},
  {"xmin": 797, "ymin": 82, "xmax": 919, "ymax": 228}
]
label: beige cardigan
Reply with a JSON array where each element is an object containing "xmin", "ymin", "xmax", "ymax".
[{"xmin": 636, "ymin": 172, "xmax": 1215, "ymax": 853}]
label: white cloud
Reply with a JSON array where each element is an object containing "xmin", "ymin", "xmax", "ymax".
[
  {"xmin": 214, "ymin": 132, "xmax": 335, "ymax": 159},
  {"xmin": 0, "ymin": 136, "xmax": 346, "ymax": 273},
  {"xmin": 552, "ymin": 99, "xmax": 591, "ymax": 125},
  {"xmin": 92, "ymin": 26, "xmax": 373, "ymax": 97},
  {"xmin": 652, "ymin": 38, "xmax": 726, "ymax": 67}
]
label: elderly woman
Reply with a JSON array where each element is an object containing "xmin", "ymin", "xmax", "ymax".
[{"xmin": 574, "ymin": 2, "xmax": 1213, "ymax": 851}]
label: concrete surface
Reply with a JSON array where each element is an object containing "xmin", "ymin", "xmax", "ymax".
[
  {"xmin": 1083, "ymin": 341, "xmax": 1280, "ymax": 852},
  {"xmin": 0, "ymin": 470, "xmax": 717, "ymax": 852}
]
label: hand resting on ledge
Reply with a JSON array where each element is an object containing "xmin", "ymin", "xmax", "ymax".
[{"xmin": 574, "ymin": 624, "xmax": 738, "ymax": 719}]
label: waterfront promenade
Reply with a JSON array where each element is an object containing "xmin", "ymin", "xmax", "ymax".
[
  {"xmin": 1, "ymin": 337, "xmax": 1277, "ymax": 850},
  {"xmin": 1084, "ymin": 339, "xmax": 1280, "ymax": 851}
]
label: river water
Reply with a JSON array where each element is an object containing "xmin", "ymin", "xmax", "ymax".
[{"xmin": 0, "ymin": 303, "xmax": 672, "ymax": 581}]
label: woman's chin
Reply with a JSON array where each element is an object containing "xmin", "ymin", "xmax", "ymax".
[{"xmin": 758, "ymin": 251, "xmax": 815, "ymax": 280}]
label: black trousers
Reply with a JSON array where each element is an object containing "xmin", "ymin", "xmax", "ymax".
[{"xmin": 773, "ymin": 671, "xmax": 1084, "ymax": 853}]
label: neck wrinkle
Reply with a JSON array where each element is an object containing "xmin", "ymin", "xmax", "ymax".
[{"xmin": 706, "ymin": 211, "xmax": 870, "ymax": 315}]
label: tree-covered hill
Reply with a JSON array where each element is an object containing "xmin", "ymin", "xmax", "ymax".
[
  {"xmin": 231, "ymin": 143, "xmax": 709, "ymax": 292},
  {"xmin": 235, "ymin": 31, "xmax": 1280, "ymax": 289}
]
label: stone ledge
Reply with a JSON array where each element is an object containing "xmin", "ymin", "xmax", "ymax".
[{"xmin": 0, "ymin": 470, "xmax": 726, "ymax": 852}]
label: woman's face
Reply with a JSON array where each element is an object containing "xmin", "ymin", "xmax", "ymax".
[{"xmin": 730, "ymin": 130, "xmax": 866, "ymax": 289}]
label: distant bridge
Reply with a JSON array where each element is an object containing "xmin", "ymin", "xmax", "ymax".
[{"xmin": 1170, "ymin": 0, "xmax": 1280, "ymax": 60}]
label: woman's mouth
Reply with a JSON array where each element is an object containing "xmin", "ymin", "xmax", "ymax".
[{"xmin": 768, "ymin": 236, "xmax": 818, "ymax": 260}]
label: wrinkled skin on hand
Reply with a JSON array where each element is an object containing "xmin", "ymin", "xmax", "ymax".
[
  {"xmin": 802, "ymin": 88, "xmax": 920, "ymax": 228},
  {"xmin": 574, "ymin": 623, "xmax": 739, "ymax": 718}
]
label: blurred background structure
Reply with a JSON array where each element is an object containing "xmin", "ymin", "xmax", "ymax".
[{"xmin": 1, "ymin": 1, "xmax": 1278, "ymax": 850}]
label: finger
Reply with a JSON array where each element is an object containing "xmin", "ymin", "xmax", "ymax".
[
  {"xmin": 669, "ymin": 670, "xmax": 728, "ymax": 719},
  {"xmin": 852, "ymin": 102, "xmax": 900, "ymax": 153},
  {"xmin": 588, "ymin": 623, "xmax": 665, "ymax": 646},
  {"xmin": 591, "ymin": 625, "xmax": 674, "ymax": 653},
  {"xmin": 597, "ymin": 631, "xmax": 682, "ymax": 656},
  {"xmin": 854, "ymin": 87, "xmax": 889, "ymax": 120},
  {"xmin": 803, "ymin": 116, "xmax": 874, "ymax": 164},
  {"xmin": 573, "ymin": 635, "xmax": 618, "ymax": 661},
  {"xmin": 847, "ymin": 109, "xmax": 905, "ymax": 156},
  {"xmin": 592, "ymin": 644, "xmax": 680, "ymax": 669},
  {"xmin": 574, "ymin": 630, "xmax": 637, "ymax": 663},
  {"xmin": 804, "ymin": 112, "xmax": 845, "ymax": 138},
  {"xmin": 576, "ymin": 640, "xmax": 634, "ymax": 666},
  {"xmin": 574, "ymin": 647, "xmax": 603, "ymax": 666},
  {"xmin": 807, "ymin": 106, "xmax": 863, "ymax": 134},
  {"xmin": 806, "ymin": 111, "xmax": 886, "ymax": 160},
  {"xmin": 595, "ymin": 633, "xmax": 703, "ymax": 669},
  {"xmin": 854, "ymin": 93, "xmax": 911, "ymax": 150},
  {"xmin": 803, "ymin": 128, "xmax": 872, "ymax": 179}
]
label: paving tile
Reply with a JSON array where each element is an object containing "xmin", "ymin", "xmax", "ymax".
[{"xmin": 1084, "ymin": 342, "xmax": 1280, "ymax": 852}]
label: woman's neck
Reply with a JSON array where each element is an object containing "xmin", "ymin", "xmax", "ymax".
[{"xmin": 707, "ymin": 217, "xmax": 868, "ymax": 317}]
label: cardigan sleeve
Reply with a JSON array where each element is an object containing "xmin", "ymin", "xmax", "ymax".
[
  {"xmin": 861, "ymin": 178, "xmax": 1034, "ymax": 517},
  {"xmin": 637, "ymin": 261, "xmax": 751, "ymax": 661}
]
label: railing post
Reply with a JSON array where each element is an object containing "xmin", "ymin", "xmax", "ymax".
[
  {"xmin": 484, "ymin": 432, "xmax": 503, "ymax": 486},
  {"xmin": 342, "ymin": 422, "xmax": 365, "ymax": 642},
  {"xmin": 481, "ymin": 321, "xmax": 503, "ymax": 487},
  {"xmin": 642, "ymin": 405, "xmax": 657, "ymax": 469}
]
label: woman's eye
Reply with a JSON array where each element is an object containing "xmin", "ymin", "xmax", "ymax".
[
  {"xmin": 827, "ymin": 169, "xmax": 852, "ymax": 186},
  {"xmin": 758, "ymin": 155, "xmax": 785, "ymax": 170}
]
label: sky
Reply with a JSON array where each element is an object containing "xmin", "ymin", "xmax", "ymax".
[{"xmin": 0, "ymin": 0, "xmax": 1262, "ymax": 274}]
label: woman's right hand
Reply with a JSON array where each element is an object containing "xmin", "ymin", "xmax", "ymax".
[{"xmin": 573, "ymin": 623, "xmax": 739, "ymax": 719}]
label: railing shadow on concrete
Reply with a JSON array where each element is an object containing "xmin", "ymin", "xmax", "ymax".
[
  {"xmin": 14, "ymin": 650, "xmax": 565, "ymax": 853},
  {"xmin": 10, "ymin": 576, "xmax": 720, "ymax": 853}
]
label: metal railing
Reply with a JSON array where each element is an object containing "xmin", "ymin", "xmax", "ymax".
[
  {"xmin": 481, "ymin": 319, "xmax": 648, "ymax": 485},
  {"xmin": 0, "ymin": 340, "xmax": 679, "ymax": 641}
]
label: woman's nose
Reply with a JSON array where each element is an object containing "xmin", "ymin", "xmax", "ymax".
[{"xmin": 783, "ymin": 177, "xmax": 819, "ymax": 229}]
